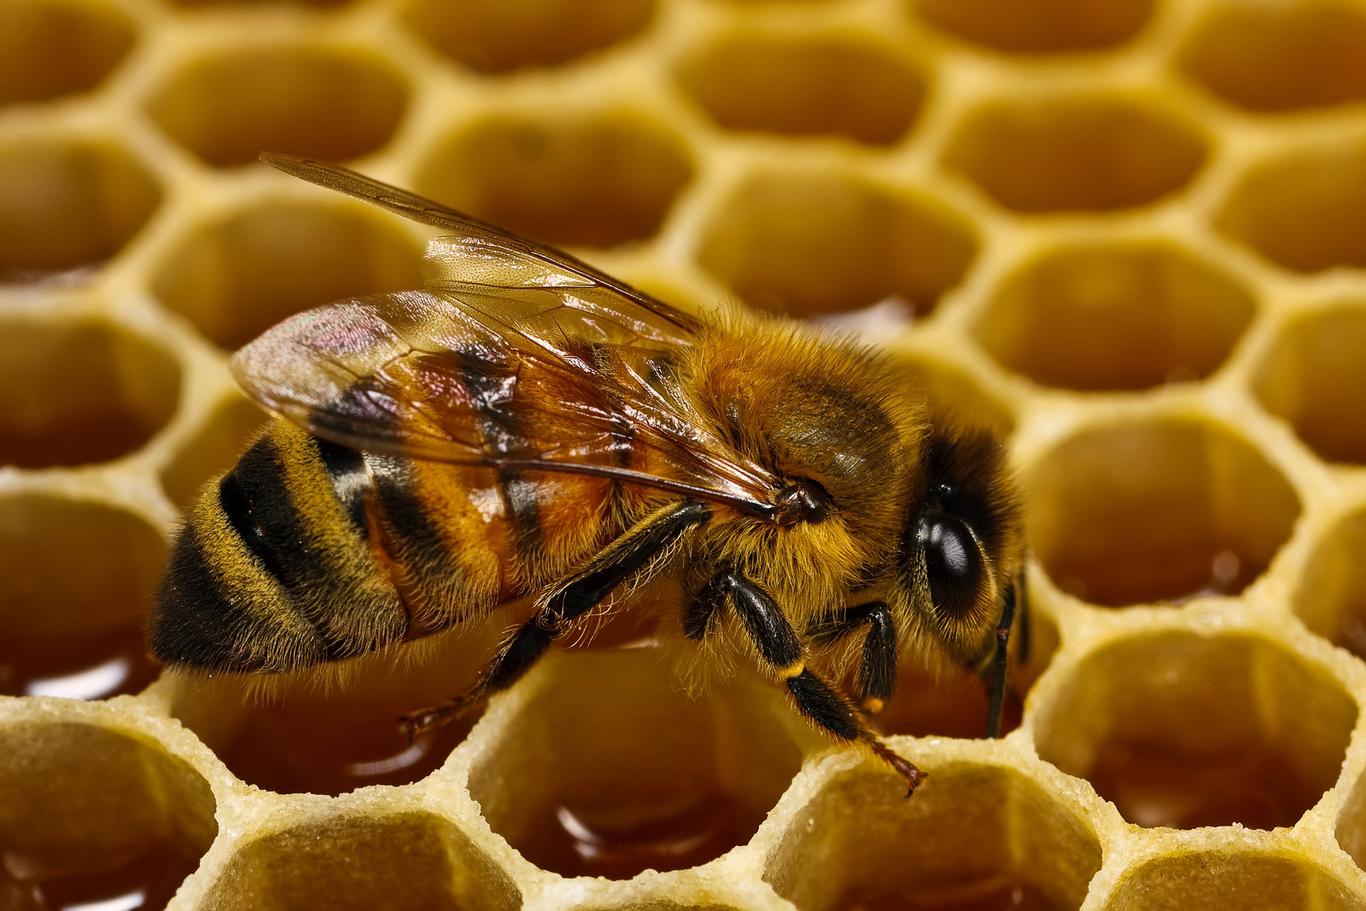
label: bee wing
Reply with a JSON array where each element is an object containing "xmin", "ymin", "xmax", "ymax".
[
  {"xmin": 260, "ymin": 153, "xmax": 701, "ymax": 340},
  {"xmin": 233, "ymin": 287, "xmax": 783, "ymax": 522}
]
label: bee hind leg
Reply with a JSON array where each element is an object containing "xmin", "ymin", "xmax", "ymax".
[
  {"xmin": 686, "ymin": 568, "xmax": 924, "ymax": 796},
  {"xmin": 401, "ymin": 500, "xmax": 710, "ymax": 740}
]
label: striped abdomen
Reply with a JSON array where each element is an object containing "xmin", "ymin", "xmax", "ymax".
[{"xmin": 152, "ymin": 420, "xmax": 619, "ymax": 673}]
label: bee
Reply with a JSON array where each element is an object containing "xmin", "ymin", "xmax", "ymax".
[{"xmin": 152, "ymin": 153, "xmax": 1026, "ymax": 793}]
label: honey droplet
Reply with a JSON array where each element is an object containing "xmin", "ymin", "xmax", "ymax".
[
  {"xmin": 520, "ymin": 791, "xmax": 758, "ymax": 879},
  {"xmin": 1, "ymin": 837, "xmax": 201, "ymax": 911},
  {"xmin": 1086, "ymin": 738, "xmax": 1318, "ymax": 829},
  {"xmin": 217, "ymin": 697, "xmax": 475, "ymax": 796},
  {"xmin": 0, "ymin": 626, "xmax": 156, "ymax": 700},
  {"xmin": 841, "ymin": 877, "xmax": 1058, "ymax": 911}
]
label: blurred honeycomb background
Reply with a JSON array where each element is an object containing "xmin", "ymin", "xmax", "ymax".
[{"xmin": 5, "ymin": 0, "xmax": 1366, "ymax": 908}]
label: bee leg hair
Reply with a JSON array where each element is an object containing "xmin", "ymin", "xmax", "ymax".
[
  {"xmin": 693, "ymin": 568, "xmax": 925, "ymax": 795},
  {"xmin": 400, "ymin": 500, "xmax": 709, "ymax": 738},
  {"xmin": 805, "ymin": 601, "xmax": 897, "ymax": 713}
]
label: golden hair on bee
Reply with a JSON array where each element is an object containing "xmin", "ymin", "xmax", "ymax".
[{"xmin": 150, "ymin": 153, "xmax": 1027, "ymax": 796}]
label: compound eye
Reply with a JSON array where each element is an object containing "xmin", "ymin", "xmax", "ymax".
[{"xmin": 917, "ymin": 514, "xmax": 986, "ymax": 620}]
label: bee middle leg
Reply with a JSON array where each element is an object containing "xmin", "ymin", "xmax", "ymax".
[
  {"xmin": 805, "ymin": 601, "xmax": 897, "ymax": 715},
  {"xmin": 685, "ymin": 569, "xmax": 924, "ymax": 795},
  {"xmin": 400, "ymin": 500, "xmax": 709, "ymax": 738}
]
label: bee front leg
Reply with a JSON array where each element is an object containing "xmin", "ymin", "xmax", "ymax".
[
  {"xmin": 686, "ymin": 568, "xmax": 925, "ymax": 796},
  {"xmin": 805, "ymin": 601, "xmax": 897, "ymax": 716},
  {"xmin": 400, "ymin": 500, "xmax": 709, "ymax": 739}
]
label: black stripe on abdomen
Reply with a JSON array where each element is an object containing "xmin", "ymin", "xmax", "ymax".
[
  {"xmin": 218, "ymin": 467, "xmax": 285, "ymax": 584},
  {"xmin": 315, "ymin": 435, "xmax": 369, "ymax": 533}
]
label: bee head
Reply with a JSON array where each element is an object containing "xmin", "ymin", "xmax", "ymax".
[{"xmin": 900, "ymin": 425, "xmax": 1024, "ymax": 666}]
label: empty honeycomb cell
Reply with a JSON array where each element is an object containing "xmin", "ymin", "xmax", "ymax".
[
  {"xmin": 697, "ymin": 171, "xmax": 976, "ymax": 317},
  {"xmin": 150, "ymin": 198, "xmax": 424, "ymax": 350},
  {"xmin": 911, "ymin": 0, "xmax": 1153, "ymax": 54},
  {"xmin": 1034, "ymin": 631, "xmax": 1356, "ymax": 829},
  {"xmin": 1294, "ymin": 507, "xmax": 1366, "ymax": 659},
  {"xmin": 467, "ymin": 647, "xmax": 802, "ymax": 879},
  {"xmin": 765, "ymin": 759, "xmax": 1102, "ymax": 910},
  {"xmin": 401, "ymin": 0, "xmax": 654, "ymax": 74},
  {"xmin": 0, "ymin": 494, "xmax": 165, "ymax": 699},
  {"xmin": 974, "ymin": 240, "xmax": 1256, "ymax": 391},
  {"xmin": 0, "ymin": 319, "xmax": 180, "ymax": 468},
  {"xmin": 898, "ymin": 353, "xmax": 1015, "ymax": 437},
  {"xmin": 161, "ymin": 395, "xmax": 268, "ymax": 511},
  {"xmin": 1026, "ymin": 416, "xmax": 1299, "ymax": 606},
  {"xmin": 673, "ymin": 31, "xmax": 926, "ymax": 145},
  {"xmin": 202, "ymin": 812, "xmax": 520, "ymax": 911},
  {"xmin": 1251, "ymin": 303, "xmax": 1366, "ymax": 464},
  {"xmin": 0, "ymin": 722, "xmax": 217, "ymax": 910},
  {"xmin": 1178, "ymin": 2, "xmax": 1366, "ymax": 113},
  {"xmin": 1104, "ymin": 849, "xmax": 1366, "ymax": 911},
  {"xmin": 0, "ymin": 0, "xmax": 136, "ymax": 107},
  {"xmin": 414, "ymin": 112, "xmax": 692, "ymax": 248},
  {"xmin": 0, "ymin": 137, "xmax": 161, "ymax": 283},
  {"xmin": 170, "ymin": 618, "xmax": 509, "ymax": 796},
  {"xmin": 145, "ymin": 45, "xmax": 408, "ymax": 168},
  {"xmin": 1215, "ymin": 141, "xmax": 1366, "ymax": 274},
  {"xmin": 943, "ymin": 94, "xmax": 1207, "ymax": 213}
]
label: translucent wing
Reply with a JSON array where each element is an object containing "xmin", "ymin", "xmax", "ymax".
[
  {"xmin": 260, "ymin": 153, "xmax": 700, "ymax": 340},
  {"xmin": 233, "ymin": 157, "xmax": 782, "ymax": 516}
]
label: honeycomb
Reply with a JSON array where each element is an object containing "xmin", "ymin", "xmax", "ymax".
[{"xmin": 6, "ymin": 0, "xmax": 1366, "ymax": 908}]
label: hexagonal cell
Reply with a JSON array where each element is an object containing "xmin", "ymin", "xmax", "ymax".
[
  {"xmin": 1027, "ymin": 416, "xmax": 1299, "ymax": 607},
  {"xmin": 899, "ymin": 353, "xmax": 1015, "ymax": 438},
  {"xmin": 0, "ymin": 722, "xmax": 217, "ymax": 909},
  {"xmin": 943, "ymin": 94, "xmax": 1207, "ymax": 213},
  {"xmin": 1215, "ymin": 141, "xmax": 1366, "ymax": 274},
  {"xmin": 674, "ymin": 31, "xmax": 926, "ymax": 145},
  {"xmin": 202, "ymin": 812, "xmax": 519, "ymax": 911},
  {"xmin": 414, "ymin": 112, "xmax": 692, "ymax": 248},
  {"xmin": 0, "ymin": 0, "xmax": 136, "ymax": 107},
  {"xmin": 765, "ymin": 760, "xmax": 1102, "ymax": 910},
  {"xmin": 1252, "ymin": 304, "xmax": 1366, "ymax": 464},
  {"xmin": 468, "ymin": 647, "xmax": 802, "ymax": 878},
  {"xmin": 145, "ymin": 45, "xmax": 408, "ymax": 168},
  {"xmin": 697, "ymin": 171, "xmax": 976, "ymax": 317},
  {"xmin": 151, "ymin": 198, "xmax": 423, "ymax": 350},
  {"xmin": 974, "ymin": 240, "xmax": 1256, "ymax": 391},
  {"xmin": 911, "ymin": 0, "xmax": 1153, "ymax": 54},
  {"xmin": 402, "ymin": 0, "xmax": 654, "ymax": 74},
  {"xmin": 169, "ymin": 618, "xmax": 508, "ymax": 796},
  {"xmin": 0, "ymin": 137, "xmax": 160, "ymax": 283},
  {"xmin": 0, "ymin": 319, "xmax": 180, "ymax": 468},
  {"xmin": 1034, "ymin": 631, "xmax": 1355, "ymax": 829},
  {"xmin": 161, "ymin": 395, "xmax": 268, "ymax": 511},
  {"xmin": 0, "ymin": 494, "xmax": 165, "ymax": 699},
  {"xmin": 1295, "ymin": 507, "xmax": 1366, "ymax": 658},
  {"xmin": 1104, "ymin": 849, "xmax": 1366, "ymax": 911},
  {"xmin": 1178, "ymin": 2, "xmax": 1366, "ymax": 113}
]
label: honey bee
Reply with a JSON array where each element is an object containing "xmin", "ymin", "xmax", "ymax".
[{"xmin": 152, "ymin": 153, "xmax": 1026, "ymax": 793}]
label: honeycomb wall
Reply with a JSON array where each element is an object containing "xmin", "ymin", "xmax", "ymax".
[{"xmin": 4, "ymin": 0, "xmax": 1366, "ymax": 908}]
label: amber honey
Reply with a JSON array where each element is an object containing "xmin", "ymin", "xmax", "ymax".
[
  {"xmin": 0, "ymin": 626, "xmax": 156, "ymax": 700},
  {"xmin": 1, "ymin": 837, "xmax": 202, "ymax": 911}
]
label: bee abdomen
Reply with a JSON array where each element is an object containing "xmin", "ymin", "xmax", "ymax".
[{"xmin": 154, "ymin": 426, "xmax": 412, "ymax": 672}]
